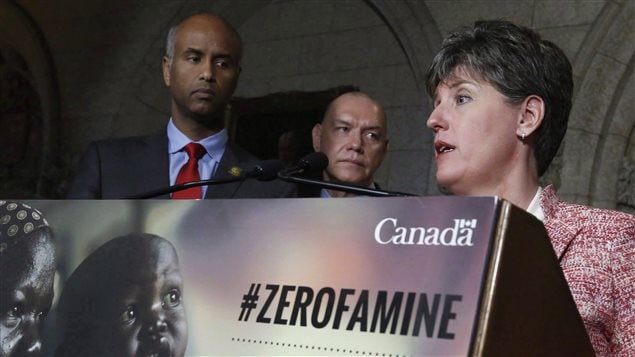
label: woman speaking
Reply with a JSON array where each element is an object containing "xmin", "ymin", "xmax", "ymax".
[{"xmin": 424, "ymin": 20, "xmax": 634, "ymax": 356}]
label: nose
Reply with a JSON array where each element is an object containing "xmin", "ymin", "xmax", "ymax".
[
  {"xmin": 426, "ymin": 105, "xmax": 448, "ymax": 133},
  {"xmin": 199, "ymin": 61, "xmax": 216, "ymax": 82},
  {"xmin": 346, "ymin": 131, "xmax": 363, "ymax": 153},
  {"xmin": 148, "ymin": 318, "xmax": 168, "ymax": 336},
  {"xmin": 14, "ymin": 318, "xmax": 42, "ymax": 356},
  {"xmin": 141, "ymin": 309, "xmax": 169, "ymax": 343}
]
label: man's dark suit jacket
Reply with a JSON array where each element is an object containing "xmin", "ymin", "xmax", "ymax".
[
  {"xmin": 296, "ymin": 171, "xmax": 382, "ymax": 198},
  {"xmin": 66, "ymin": 131, "xmax": 296, "ymax": 199}
]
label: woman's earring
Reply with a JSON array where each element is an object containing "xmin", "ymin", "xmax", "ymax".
[{"xmin": 521, "ymin": 131, "xmax": 526, "ymax": 141}]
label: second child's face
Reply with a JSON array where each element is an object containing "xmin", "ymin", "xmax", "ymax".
[{"xmin": 93, "ymin": 242, "xmax": 187, "ymax": 357}]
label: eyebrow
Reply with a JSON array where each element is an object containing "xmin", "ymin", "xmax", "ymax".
[
  {"xmin": 182, "ymin": 47, "xmax": 203, "ymax": 56},
  {"xmin": 162, "ymin": 265, "xmax": 181, "ymax": 275},
  {"xmin": 446, "ymin": 78, "xmax": 478, "ymax": 89},
  {"xmin": 433, "ymin": 78, "xmax": 479, "ymax": 102},
  {"xmin": 331, "ymin": 117, "xmax": 383, "ymax": 131},
  {"xmin": 182, "ymin": 47, "xmax": 235, "ymax": 60},
  {"xmin": 329, "ymin": 117, "xmax": 352, "ymax": 126}
]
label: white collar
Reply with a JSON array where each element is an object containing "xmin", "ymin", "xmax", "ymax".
[
  {"xmin": 526, "ymin": 186, "xmax": 544, "ymax": 222},
  {"xmin": 166, "ymin": 118, "xmax": 228, "ymax": 157}
]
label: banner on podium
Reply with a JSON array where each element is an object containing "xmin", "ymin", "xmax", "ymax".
[{"xmin": 25, "ymin": 197, "xmax": 499, "ymax": 356}]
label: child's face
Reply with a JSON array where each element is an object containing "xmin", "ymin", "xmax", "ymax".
[
  {"xmin": 92, "ymin": 240, "xmax": 187, "ymax": 357},
  {"xmin": 0, "ymin": 232, "xmax": 55, "ymax": 356}
]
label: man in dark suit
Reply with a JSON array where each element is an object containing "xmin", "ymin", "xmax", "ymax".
[
  {"xmin": 67, "ymin": 13, "xmax": 295, "ymax": 199},
  {"xmin": 304, "ymin": 92, "xmax": 389, "ymax": 197}
]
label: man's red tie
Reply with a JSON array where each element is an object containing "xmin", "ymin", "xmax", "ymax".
[{"xmin": 173, "ymin": 143, "xmax": 206, "ymax": 199}]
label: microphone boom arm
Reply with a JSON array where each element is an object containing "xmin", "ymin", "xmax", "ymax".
[
  {"xmin": 127, "ymin": 176, "xmax": 244, "ymax": 199},
  {"xmin": 278, "ymin": 172, "xmax": 415, "ymax": 197}
]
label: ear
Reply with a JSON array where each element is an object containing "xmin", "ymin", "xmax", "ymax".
[
  {"xmin": 162, "ymin": 56, "xmax": 171, "ymax": 87},
  {"xmin": 311, "ymin": 124, "xmax": 322, "ymax": 152},
  {"xmin": 517, "ymin": 95, "xmax": 544, "ymax": 140}
]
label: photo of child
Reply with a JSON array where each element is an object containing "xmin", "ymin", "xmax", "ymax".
[
  {"xmin": 54, "ymin": 233, "xmax": 188, "ymax": 357},
  {"xmin": 0, "ymin": 201, "xmax": 55, "ymax": 357}
]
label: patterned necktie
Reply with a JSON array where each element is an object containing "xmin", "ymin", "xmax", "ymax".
[{"xmin": 173, "ymin": 143, "xmax": 206, "ymax": 199}]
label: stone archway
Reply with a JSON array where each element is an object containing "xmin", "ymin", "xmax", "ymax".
[
  {"xmin": 211, "ymin": 0, "xmax": 442, "ymax": 195},
  {"xmin": 366, "ymin": 0, "xmax": 442, "ymax": 195},
  {"xmin": 365, "ymin": 0, "xmax": 441, "ymax": 93},
  {"xmin": 0, "ymin": 1, "xmax": 60, "ymax": 197},
  {"xmin": 558, "ymin": 0, "xmax": 634, "ymax": 211},
  {"xmin": 588, "ymin": 50, "xmax": 634, "ymax": 211}
]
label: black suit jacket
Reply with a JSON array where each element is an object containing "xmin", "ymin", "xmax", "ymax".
[
  {"xmin": 296, "ymin": 171, "xmax": 382, "ymax": 198},
  {"xmin": 66, "ymin": 131, "xmax": 296, "ymax": 199}
]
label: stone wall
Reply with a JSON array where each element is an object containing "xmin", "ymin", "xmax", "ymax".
[{"xmin": 1, "ymin": 0, "xmax": 632, "ymax": 212}]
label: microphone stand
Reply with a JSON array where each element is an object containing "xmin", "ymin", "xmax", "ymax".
[
  {"xmin": 278, "ymin": 173, "xmax": 416, "ymax": 197},
  {"xmin": 127, "ymin": 176, "xmax": 243, "ymax": 199},
  {"xmin": 127, "ymin": 159, "xmax": 286, "ymax": 199}
]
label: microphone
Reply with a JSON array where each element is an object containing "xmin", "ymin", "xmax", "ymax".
[
  {"xmin": 127, "ymin": 159, "xmax": 286, "ymax": 199},
  {"xmin": 277, "ymin": 152, "xmax": 415, "ymax": 197},
  {"xmin": 280, "ymin": 152, "xmax": 329, "ymax": 176}
]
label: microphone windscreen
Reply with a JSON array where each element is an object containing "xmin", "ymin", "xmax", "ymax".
[{"xmin": 298, "ymin": 152, "xmax": 329, "ymax": 173}]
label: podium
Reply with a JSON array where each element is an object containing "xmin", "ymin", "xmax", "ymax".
[
  {"xmin": 471, "ymin": 200, "xmax": 593, "ymax": 356},
  {"xmin": 25, "ymin": 196, "xmax": 593, "ymax": 356}
]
